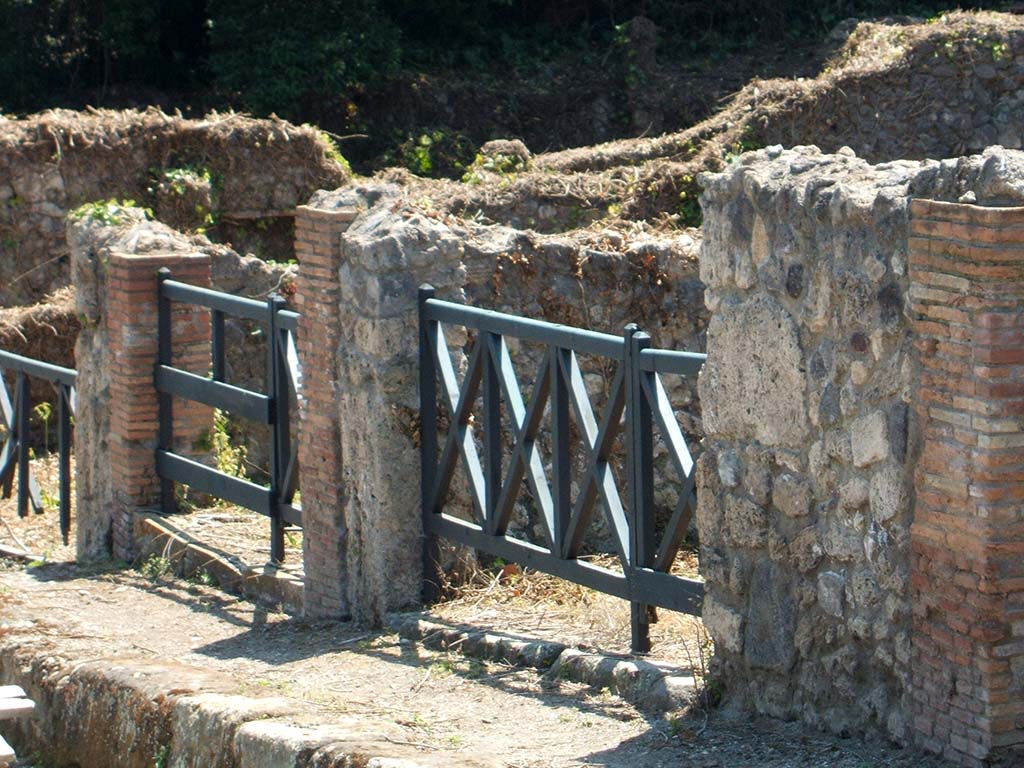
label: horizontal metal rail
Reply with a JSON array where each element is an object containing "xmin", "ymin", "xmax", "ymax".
[
  {"xmin": 161, "ymin": 279, "xmax": 267, "ymax": 322},
  {"xmin": 638, "ymin": 348, "xmax": 706, "ymax": 377},
  {"xmin": 157, "ymin": 451, "xmax": 273, "ymax": 517},
  {"xmin": 156, "ymin": 269, "xmax": 303, "ymax": 564},
  {"xmin": 0, "ymin": 350, "xmax": 77, "ymax": 387},
  {"xmin": 424, "ymin": 297, "xmax": 624, "ymax": 359},
  {"xmin": 155, "ymin": 366, "xmax": 272, "ymax": 424},
  {"xmin": 277, "ymin": 310, "xmax": 300, "ymax": 333}
]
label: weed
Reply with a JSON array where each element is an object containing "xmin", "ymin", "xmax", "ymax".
[
  {"xmin": 188, "ymin": 568, "xmax": 217, "ymax": 587},
  {"xmin": 317, "ymin": 130, "xmax": 352, "ymax": 173},
  {"xmin": 139, "ymin": 554, "xmax": 172, "ymax": 581},
  {"xmin": 461, "ymin": 151, "xmax": 528, "ymax": 184},
  {"xmin": 69, "ymin": 199, "xmax": 150, "ymax": 226},
  {"xmin": 207, "ymin": 409, "xmax": 248, "ymax": 480},
  {"xmin": 161, "ymin": 165, "xmax": 211, "ymax": 195},
  {"xmin": 33, "ymin": 401, "xmax": 52, "ymax": 454},
  {"xmin": 429, "ymin": 658, "xmax": 457, "ymax": 678}
]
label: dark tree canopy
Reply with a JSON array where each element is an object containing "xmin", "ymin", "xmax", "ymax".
[{"xmin": 0, "ymin": 1, "xmax": 1004, "ymax": 118}]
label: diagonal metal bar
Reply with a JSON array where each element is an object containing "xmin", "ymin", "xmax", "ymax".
[
  {"xmin": 558, "ymin": 353, "xmax": 629, "ymax": 564},
  {"xmin": 429, "ymin": 330, "xmax": 486, "ymax": 522},
  {"xmin": 641, "ymin": 372, "xmax": 694, "ymax": 481},
  {"xmin": 489, "ymin": 339, "xmax": 554, "ymax": 542},
  {"xmin": 653, "ymin": 476, "xmax": 697, "ymax": 572},
  {"xmin": 0, "ymin": 432, "xmax": 14, "ymax": 498},
  {"xmin": 0, "ymin": 369, "xmax": 12, "ymax": 427}
]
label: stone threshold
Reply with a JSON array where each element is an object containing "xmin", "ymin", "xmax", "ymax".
[
  {"xmin": 134, "ymin": 512, "xmax": 304, "ymax": 615},
  {"xmin": 387, "ymin": 614, "xmax": 696, "ymax": 714}
]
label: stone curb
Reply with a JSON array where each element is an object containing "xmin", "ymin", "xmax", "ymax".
[
  {"xmin": 135, "ymin": 512, "xmax": 304, "ymax": 614},
  {"xmin": 0, "ymin": 635, "xmax": 463, "ymax": 768},
  {"xmin": 387, "ymin": 614, "xmax": 696, "ymax": 713}
]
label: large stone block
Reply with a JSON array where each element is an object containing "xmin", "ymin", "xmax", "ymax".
[{"xmin": 700, "ymin": 295, "xmax": 808, "ymax": 448}]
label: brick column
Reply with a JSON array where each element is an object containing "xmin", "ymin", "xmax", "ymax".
[
  {"xmin": 294, "ymin": 204, "xmax": 355, "ymax": 619},
  {"xmin": 103, "ymin": 251, "xmax": 211, "ymax": 562},
  {"xmin": 908, "ymin": 199, "xmax": 1024, "ymax": 766}
]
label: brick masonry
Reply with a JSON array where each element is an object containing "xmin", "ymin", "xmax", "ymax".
[
  {"xmin": 908, "ymin": 199, "xmax": 1024, "ymax": 766},
  {"xmin": 294, "ymin": 204, "xmax": 354, "ymax": 619},
  {"xmin": 70, "ymin": 210, "xmax": 214, "ymax": 562},
  {"xmin": 106, "ymin": 252, "xmax": 212, "ymax": 561}
]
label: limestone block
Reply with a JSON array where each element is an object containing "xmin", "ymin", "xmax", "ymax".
[
  {"xmin": 725, "ymin": 494, "xmax": 769, "ymax": 549},
  {"xmin": 717, "ymin": 449, "xmax": 741, "ymax": 488},
  {"xmin": 817, "ymin": 571, "xmax": 846, "ymax": 618},
  {"xmin": 702, "ymin": 595, "xmax": 744, "ymax": 654},
  {"xmin": 869, "ymin": 464, "xmax": 908, "ymax": 523},
  {"xmin": 838, "ymin": 477, "xmax": 870, "ymax": 511},
  {"xmin": 773, "ymin": 473, "xmax": 811, "ymax": 518},
  {"xmin": 701, "ymin": 295, "xmax": 808, "ymax": 447},
  {"xmin": 744, "ymin": 562, "xmax": 796, "ymax": 672},
  {"xmin": 851, "ymin": 412, "xmax": 889, "ymax": 467}
]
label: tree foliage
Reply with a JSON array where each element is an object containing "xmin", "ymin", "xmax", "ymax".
[{"xmin": 0, "ymin": 1, "xmax": 1005, "ymax": 116}]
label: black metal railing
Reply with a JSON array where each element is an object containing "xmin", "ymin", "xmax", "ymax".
[
  {"xmin": 155, "ymin": 269, "xmax": 301, "ymax": 563},
  {"xmin": 0, "ymin": 350, "xmax": 76, "ymax": 544},
  {"xmin": 418, "ymin": 285, "xmax": 706, "ymax": 652}
]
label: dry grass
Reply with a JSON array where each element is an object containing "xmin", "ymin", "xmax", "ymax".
[
  {"xmin": 430, "ymin": 549, "xmax": 708, "ymax": 671},
  {"xmin": 165, "ymin": 504, "xmax": 304, "ymax": 575},
  {"xmin": 0, "ymin": 452, "xmax": 75, "ymax": 562}
]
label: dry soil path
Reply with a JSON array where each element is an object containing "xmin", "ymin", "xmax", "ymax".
[{"xmin": 0, "ymin": 561, "xmax": 947, "ymax": 768}]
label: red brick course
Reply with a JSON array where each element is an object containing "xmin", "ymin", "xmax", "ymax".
[
  {"xmin": 909, "ymin": 199, "xmax": 1024, "ymax": 766},
  {"xmin": 105, "ymin": 251, "xmax": 211, "ymax": 561},
  {"xmin": 294, "ymin": 204, "xmax": 357, "ymax": 619}
]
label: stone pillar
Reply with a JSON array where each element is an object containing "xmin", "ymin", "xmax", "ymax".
[
  {"xmin": 908, "ymin": 199, "xmax": 1024, "ymax": 766},
  {"xmin": 294, "ymin": 203, "xmax": 354, "ymax": 619},
  {"xmin": 295, "ymin": 185, "xmax": 465, "ymax": 624},
  {"xmin": 106, "ymin": 253, "xmax": 211, "ymax": 561}
]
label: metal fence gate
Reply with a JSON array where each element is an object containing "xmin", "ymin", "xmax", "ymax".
[
  {"xmin": 418, "ymin": 285, "xmax": 706, "ymax": 652},
  {"xmin": 0, "ymin": 350, "xmax": 76, "ymax": 544},
  {"xmin": 154, "ymin": 269, "xmax": 301, "ymax": 563}
]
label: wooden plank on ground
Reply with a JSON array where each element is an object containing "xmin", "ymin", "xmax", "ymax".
[
  {"xmin": 0, "ymin": 697, "xmax": 34, "ymax": 719},
  {"xmin": 0, "ymin": 686, "xmax": 25, "ymax": 700}
]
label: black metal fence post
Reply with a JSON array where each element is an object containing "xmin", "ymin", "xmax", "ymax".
[
  {"xmin": 157, "ymin": 267, "xmax": 175, "ymax": 514},
  {"xmin": 267, "ymin": 294, "xmax": 287, "ymax": 564},
  {"xmin": 58, "ymin": 384, "xmax": 72, "ymax": 544},
  {"xmin": 482, "ymin": 332, "xmax": 502, "ymax": 534},
  {"xmin": 419, "ymin": 284, "xmax": 442, "ymax": 602},
  {"xmin": 16, "ymin": 372, "xmax": 29, "ymax": 518},
  {"xmin": 626, "ymin": 325, "xmax": 654, "ymax": 653},
  {"xmin": 212, "ymin": 309, "xmax": 226, "ymax": 383}
]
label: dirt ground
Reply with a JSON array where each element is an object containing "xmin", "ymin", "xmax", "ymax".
[{"xmin": 0, "ymin": 560, "xmax": 947, "ymax": 768}]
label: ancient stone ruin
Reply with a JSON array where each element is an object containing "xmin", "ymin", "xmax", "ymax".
[{"xmin": 5, "ymin": 9, "xmax": 1024, "ymax": 768}]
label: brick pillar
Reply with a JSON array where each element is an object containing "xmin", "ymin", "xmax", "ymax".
[
  {"xmin": 908, "ymin": 199, "xmax": 1024, "ymax": 766},
  {"xmin": 103, "ymin": 251, "xmax": 211, "ymax": 562},
  {"xmin": 294, "ymin": 204, "xmax": 355, "ymax": 619},
  {"xmin": 294, "ymin": 187, "xmax": 466, "ymax": 624}
]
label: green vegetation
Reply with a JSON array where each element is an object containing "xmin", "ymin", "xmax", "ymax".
[
  {"xmin": 138, "ymin": 554, "xmax": 172, "ymax": 581},
  {"xmin": 68, "ymin": 199, "xmax": 148, "ymax": 227}
]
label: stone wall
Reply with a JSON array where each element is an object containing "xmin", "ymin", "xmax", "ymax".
[
  {"xmin": 698, "ymin": 145, "xmax": 1024, "ymax": 765},
  {"xmin": 0, "ymin": 108, "xmax": 347, "ymax": 306},
  {"xmin": 294, "ymin": 182, "xmax": 707, "ymax": 621}
]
